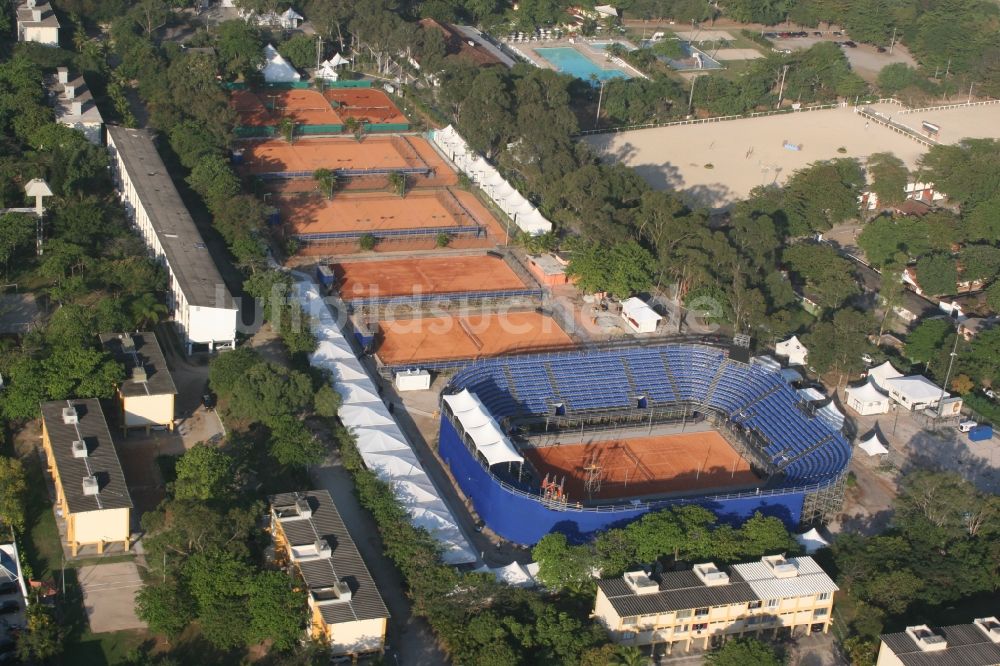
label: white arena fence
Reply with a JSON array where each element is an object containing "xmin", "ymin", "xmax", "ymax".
[{"xmin": 577, "ymin": 102, "xmax": 843, "ymax": 136}]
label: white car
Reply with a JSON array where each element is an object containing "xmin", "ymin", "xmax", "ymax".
[
  {"xmin": 861, "ymin": 353, "xmax": 874, "ymax": 365},
  {"xmin": 959, "ymin": 420, "xmax": 978, "ymax": 433}
]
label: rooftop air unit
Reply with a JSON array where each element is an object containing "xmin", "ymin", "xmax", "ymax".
[
  {"xmin": 906, "ymin": 625, "xmax": 948, "ymax": 652},
  {"xmin": 312, "ymin": 581, "xmax": 353, "ymax": 605},
  {"xmin": 62, "ymin": 406, "xmax": 78, "ymax": 424},
  {"xmin": 131, "ymin": 366, "xmax": 147, "ymax": 383},
  {"xmin": 762, "ymin": 555, "xmax": 799, "ymax": 578},
  {"xmin": 121, "ymin": 333, "xmax": 135, "ymax": 351},
  {"xmin": 623, "ymin": 571, "xmax": 659, "ymax": 595},
  {"xmin": 82, "ymin": 475, "xmax": 99, "ymax": 496},
  {"xmin": 693, "ymin": 562, "xmax": 730, "ymax": 587},
  {"xmin": 974, "ymin": 617, "xmax": 1000, "ymax": 643},
  {"xmin": 71, "ymin": 440, "xmax": 88, "ymax": 458}
]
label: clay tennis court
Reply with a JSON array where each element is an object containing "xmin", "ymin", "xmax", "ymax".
[
  {"xmin": 231, "ymin": 89, "xmax": 344, "ymax": 127},
  {"xmin": 525, "ymin": 431, "xmax": 759, "ymax": 501},
  {"xmin": 335, "ymin": 254, "xmax": 526, "ymax": 300},
  {"xmin": 241, "ymin": 135, "xmax": 431, "ymax": 176},
  {"xmin": 376, "ymin": 312, "xmax": 573, "ymax": 365},
  {"xmin": 278, "ymin": 188, "xmax": 504, "ymax": 237},
  {"xmin": 324, "ymin": 88, "xmax": 408, "ymax": 125}
]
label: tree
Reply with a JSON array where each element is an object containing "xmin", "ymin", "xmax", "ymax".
[
  {"xmin": 706, "ymin": 637, "xmax": 782, "ymax": 666},
  {"xmin": 216, "ymin": 20, "xmax": 264, "ymax": 80},
  {"xmin": 279, "ymin": 117, "xmax": 296, "ymax": 143},
  {"xmin": 959, "ymin": 244, "xmax": 1000, "ymax": 283},
  {"xmin": 129, "ymin": 292, "xmax": 168, "ymax": 329},
  {"xmin": 187, "ymin": 155, "xmax": 241, "ymax": 212},
  {"xmin": 804, "ymin": 308, "xmax": 874, "ymax": 377},
  {"xmin": 904, "ymin": 317, "xmax": 953, "ymax": 370},
  {"xmin": 0, "ymin": 457, "xmax": 27, "ymax": 532},
  {"xmin": 722, "ymin": 0, "xmax": 789, "ymax": 24},
  {"xmin": 0, "ymin": 213, "xmax": 36, "ymax": 277},
  {"xmin": 41, "ymin": 345, "xmax": 124, "ymax": 401},
  {"xmin": 16, "ymin": 600, "xmax": 63, "ymax": 662},
  {"xmin": 566, "ymin": 240, "xmax": 656, "ymax": 298},
  {"xmin": 359, "ymin": 233, "xmax": 377, "ymax": 250},
  {"xmin": 314, "ymin": 168, "xmax": 337, "ymax": 199},
  {"xmin": 268, "ymin": 414, "xmax": 324, "ymax": 468},
  {"xmin": 184, "ymin": 549, "xmax": 253, "ymax": 649},
  {"xmin": 209, "ymin": 347, "xmax": 263, "ymax": 397},
  {"xmin": 387, "ymin": 171, "xmax": 406, "ymax": 197},
  {"xmin": 173, "ymin": 444, "xmax": 233, "ymax": 502},
  {"xmin": 245, "ymin": 570, "xmax": 307, "ymax": 649},
  {"xmin": 783, "ymin": 243, "xmax": 860, "ymax": 310},
  {"xmin": 914, "ymin": 253, "xmax": 958, "ymax": 296},
  {"xmin": 857, "ymin": 217, "xmax": 932, "ymax": 268},
  {"xmin": 314, "ymin": 384, "xmax": 341, "ymax": 418},
  {"xmin": 135, "ymin": 580, "xmax": 195, "ymax": 639},
  {"xmin": 782, "ymin": 159, "xmax": 865, "ymax": 236},
  {"xmin": 228, "ymin": 362, "xmax": 314, "ymax": 425},
  {"xmin": 866, "ymin": 153, "xmax": 908, "ymax": 207},
  {"xmin": 531, "ymin": 533, "xmax": 594, "ymax": 591},
  {"xmin": 737, "ymin": 512, "xmax": 798, "ymax": 559},
  {"xmin": 278, "ymin": 34, "xmax": 317, "ymax": 70}
]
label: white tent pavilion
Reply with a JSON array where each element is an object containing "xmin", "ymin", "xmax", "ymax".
[
  {"xmin": 279, "ymin": 7, "xmax": 303, "ymax": 29},
  {"xmin": 262, "ymin": 44, "xmax": 301, "ymax": 83},
  {"xmin": 858, "ymin": 430, "xmax": 889, "ymax": 457},
  {"xmin": 775, "ymin": 335, "xmax": 808, "ymax": 366},
  {"xmin": 336, "ymin": 381, "xmax": 381, "ymax": 405},
  {"xmin": 316, "ymin": 60, "xmax": 338, "ymax": 82},
  {"xmin": 794, "ymin": 528, "xmax": 830, "ymax": 554},
  {"xmin": 885, "ymin": 375, "xmax": 948, "ymax": 411},
  {"xmin": 474, "ymin": 562, "xmax": 537, "ymax": 587},
  {"xmin": 340, "ymin": 403, "xmax": 395, "ymax": 429},
  {"xmin": 443, "ymin": 390, "xmax": 523, "ymax": 467},
  {"xmin": 845, "ymin": 380, "xmax": 891, "ymax": 415},
  {"xmin": 867, "ymin": 360, "xmax": 903, "ymax": 392}
]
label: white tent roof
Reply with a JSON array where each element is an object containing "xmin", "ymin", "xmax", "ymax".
[
  {"xmin": 621, "ymin": 297, "xmax": 662, "ymax": 327},
  {"xmin": 281, "ymin": 7, "xmax": 303, "ymax": 20},
  {"xmin": 431, "ymin": 126, "xmax": 552, "ymax": 235},
  {"xmin": 262, "ymin": 44, "xmax": 301, "ymax": 83},
  {"xmin": 885, "ymin": 375, "xmax": 946, "ymax": 402},
  {"xmin": 794, "ymin": 528, "xmax": 830, "ymax": 554},
  {"xmin": 816, "ymin": 402, "xmax": 844, "ymax": 431},
  {"xmin": 868, "ymin": 361, "xmax": 903, "ymax": 391},
  {"xmin": 775, "ymin": 335, "xmax": 808, "ymax": 365},
  {"xmin": 752, "ymin": 355, "xmax": 782, "ymax": 372},
  {"xmin": 473, "ymin": 562, "xmax": 537, "ymax": 587},
  {"xmin": 443, "ymin": 390, "xmax": 523, "ymax": 466},
  {"xmin": 859, "ymin": 430, "xmax": 889, "ymax": 456},
  {"xmin": 316, "ymin": 62, "xmax": 339, "ymax": 81},
  {"xmin": 297, "ymin": 278, "xmax": 476, "ymax": 565},
  {"xmin": 329, "ymin": 52, "xmax": 351, "ymax": 67},
  {"xmin": 798, "ymin": 387, "xmax": 825, "ymax": 402},
  {"xmin": 780, "ymin": 367, "xmax": 803, "ymax": 383},
  {"xmin": 594, "ymin": 4, "xmax": 619, "ymax": 16},
  {"xmin": 846, "ymin": 380, "xmax": 889, "ymax": 405}
]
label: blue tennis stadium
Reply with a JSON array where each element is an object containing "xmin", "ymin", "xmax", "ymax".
[{"xmin": 439, "ymin": 343, "xmax": 852, "ymax": 545}]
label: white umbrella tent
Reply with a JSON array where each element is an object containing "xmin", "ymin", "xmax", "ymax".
[
  {"xmin": 775, "ymin": 335, "xmax": 808, "ymax": 366},
  {"xmin": 795, "ymin": 528, "xmax": 830, "ymax": 554}
]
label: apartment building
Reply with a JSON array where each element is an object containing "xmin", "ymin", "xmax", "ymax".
[
  {"xmin": 106, "ymin": 126, "xmax": 238, "ymax": 354},
  {"xmin": 39, "ymin": 400, "xmax": 133, "ymax": 556},
  {"xmin": 594, "ymin": 555, "xmax": 837, "ymax": 653},
  {"xmin": 878, "ymin": 618, "xmax": 1000, "ymax": 666},
  {"xmin": 100, "ymin": 332, "xmax": 177, "ymax": 433},
  {"xmin": 269, "ymin": 491, "xmax": 389, "ymax": 658}
]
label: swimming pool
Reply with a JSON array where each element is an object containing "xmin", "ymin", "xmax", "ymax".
[{"xmin": 535, "ymin": 47, "xmax": 631, "ymax": 82}]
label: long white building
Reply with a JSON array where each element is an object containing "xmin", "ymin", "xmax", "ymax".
[{"xmin": 106, "ymin": 126, "xmax": 238, "ymax": 353}]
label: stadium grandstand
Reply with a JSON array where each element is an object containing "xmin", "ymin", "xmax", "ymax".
[{"xmin": 438, "ymin": 343, "xmax": 851, "ymax": 545}]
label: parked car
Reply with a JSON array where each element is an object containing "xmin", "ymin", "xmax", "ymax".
[
  {"xmin": 844, "ymin": 40, "xmax": 857, "ymax": 47},
  {"xmin": 832, "ymin": 30, "xmax": 842, "ymax": 36},
  {"xmin": 202, "ymin": 392, "xmax": 216, "ymax": 411},
  {"xmin": 813, "ymin": 31, "xmax": 823, "ymax": 36},
  {"xmin": 861, "ymin": 353, "xmax": 874, "ymax": 365},
  {"xmin": 0, "ymin": 601, "xmax": 18, "ymax": 616}
]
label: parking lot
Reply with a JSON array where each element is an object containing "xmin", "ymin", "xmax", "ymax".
[{"xmin": 766, "ymin": 32, "xmax": 916, "ymax": 81}]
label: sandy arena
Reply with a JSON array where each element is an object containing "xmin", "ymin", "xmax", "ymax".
[
  {"xmin": 585, "ymin": 102, "xmax": 1000, "ymax": 207},
  {"xmin": 375, "ymin": 312, "xmax": 573, "ymax": 365},
  {"xmin": 524, "ymin": 431, "xmax": 759, "ymax": 501},
  {"xmin": 240, "ymin": 135, "xmax": 444, "ymax": 177},
  {"xmin": 335, "ymin": 255, "xmax": 526, "ymax": 300}
]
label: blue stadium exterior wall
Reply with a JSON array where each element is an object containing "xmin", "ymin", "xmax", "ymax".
[{"xmin": 439, "ymin": 417, "xmax": 805, "ymax": 546}]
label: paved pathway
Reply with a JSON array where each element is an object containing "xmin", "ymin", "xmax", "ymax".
[{"xmin": 77, "ymin": 562, "xmax": 147, "ymax": 633}]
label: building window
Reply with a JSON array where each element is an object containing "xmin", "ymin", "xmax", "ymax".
[
  {"xmin": 693, "ymin": 623, "xmax": 708, "ymax": 631},
  {"xmin": 813, "ymin": 608, "xmax": 829, "ymax": 618},
  {"xmin": 620, "ymin": 631, "xmax": 636, "ymax": 641},
  {"xmin": 817, "ymin": 592, "xmax": 831, "ymax": 602},
  {"xmin": 695, "ymin": 607, "xmax": 709, "ymax": 617},
  {"xmin": 677, "ymin": 609, "xmax": 692, "ymax": 619},
  {"xmin": 767, "ymin": 599, "xmax": 779, "ymax": 608},
  {"xmin": 622, "ymin": 616, "xmax": 637, "ymax": 626},
  {"xmin": 748, "ymin": 600, "xmax": 762, "ymax": 610}
]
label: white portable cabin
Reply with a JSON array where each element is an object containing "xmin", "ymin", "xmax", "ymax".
[
  {"xmin": 394, "ymin": 368, "xmax": 431, "ymax": 392},
  {"xmin": 621, "ymin": 297, "xmax": 662, "ymax": 334}
]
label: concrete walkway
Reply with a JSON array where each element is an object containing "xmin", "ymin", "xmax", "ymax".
[{"xmin": 77, "ymin": 562, "xmax": 147, "ymax": 633}]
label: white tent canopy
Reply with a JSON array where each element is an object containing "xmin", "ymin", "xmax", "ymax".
[
  {"xmin": 845, "ymin": 380, "xmax": 891, "ymax": 416},
  {"xmin": 798, "ymin": 387, "xmax": 825, "ymax": 403},
  {"xmin": 859, "ymin": 430, "xmax": 889, "ymax": 456},
  {"xmin": 885, "ymin": 375, "xmax": 947, "ymax": 410},
  {"xmin": 794, "ymin": 528, "xmax": 830, "ymax": 554},
  {"xmin": 775, "ymin": 335, "xmax": 808, "ymax": 366},
  {"xmin": 296, "ymin": 278, "xmax": 476, "ymax": 564},
  {"xmin": 867, "ymin": 361, "xmax": 903, "ymax": 392},
  {"xmin": 474, "ymin": 562, "xmax": 538, "ymax": 587},
  {"xmin": 443, "ymin": 390, "xmax": 523, "ymax": 466},
  {"xmin": 316, "ymin": 61, "xmax": 339, "ymax": 82},
  {"xmin": 431, "ymin": 125, "xmax": 552, "ymax": 235},
  {"xmin": 262, "ymin": 43, "xmax": 301, "ymax": 83},
  {"xmin": 816, "ymin": 402, "xmax": 845, "ymax": 431}
]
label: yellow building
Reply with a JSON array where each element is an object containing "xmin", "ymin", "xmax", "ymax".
[
  {"xmin": 877, "ymin": 618, "xmax": 1000, "ymax": 666},
  {"xmin": 269, "ymin": 491, "xmax": 389, "ymax": 658},
  {"xmin": 594, "ymin": 555, "xmax": 837, "ymax": 654},
  {"xmin": 100, "ymin": 332, "xmax": 176, "ymax": 433},
  {"xmin": 40, "ymin": 400, "xmax": 133, "ymax": 557}
]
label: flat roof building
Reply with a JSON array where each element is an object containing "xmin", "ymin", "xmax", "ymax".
[
  {"xmin": 269, "ymin": 491, "xmax": 389, "ymax": 658},
  {"xmin": 17, "ymin": 0, "xmax": 60, "ymax": 46},
  {"xmin": 106, "ymin": 126, "xmax": 238, "ymax": 353},
  {"xmin": 40, "ymin": 399, "xmax": 133, "ymax": 557},
  {"xmin": 100, "ymin": 332, "xmax": 177, "ymax": 433},
  {"xmin": 594, "ymin": 555, "xmax": 837, "ymax": 654},
  {"xmin": 878, "ymin": 618, "xmax": 1000, "ymax": 666},
  {"xmin": 50, "ymin": 68, "xmax": 103, "ymax": 145}
]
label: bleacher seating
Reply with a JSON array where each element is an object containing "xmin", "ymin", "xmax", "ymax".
[{"xmin": 447, "ymin": 344, "xmax": 852, "ymax": 489}]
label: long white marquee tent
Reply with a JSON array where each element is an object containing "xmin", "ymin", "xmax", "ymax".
[
  {"xmin": 295, "ymin": 277, "xmax": 477, "ymax": 565},
  {"xmin": 443, "ymin": 390, "xmax": 524, "ymax": 467},
  {"xmin": 431, "ymin": 125, "xmax": 552, "ymax": 236}
]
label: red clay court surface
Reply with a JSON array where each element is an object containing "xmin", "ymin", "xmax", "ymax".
[
  {"xmin": 278, "ymin": 188, "xmax": 506, "ymax": 238},
  {"xmin": 324, "ymin": 88, "xmax": 408, "ymax": 125},
  {"xmin": 376, "ymin": 312, "xmax": 573, "ymax": 365},
  {"xmin": 523, "ymin": 431, "xmax": 760, "ymax": 502},
  {"xmin": 231, "ymin": 89, "xmax": 343, "ymax": 127},
  {"xmin": 334, "ymin": 255, "xmax": 526, "ymax": 300},
  {"xmin": 241, "ymin": 135, "xmax": 453, "ymax": 178}
]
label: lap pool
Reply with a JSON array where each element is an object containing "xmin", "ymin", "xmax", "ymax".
[{"xmin": 535, "ymin": 47, "xmax": 631, "ymax": 82}]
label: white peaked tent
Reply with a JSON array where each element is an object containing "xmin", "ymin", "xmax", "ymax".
[
  {"xmin": 316, "ymin": 61, "xmax": 338, "ymax": 82},
  {"xmin": 775, "ymin": 335, "xmax": 808, "ymax": 366},
  {"xmin": 474, "ymin": 562, "xmax": 538, "ymax": 588},
  {"xmin": 279, "ymin": 7, "xmax": 303, "ymax": 29},
  {"xmin": 816, "ymin": 401, "xmax": 845, "ymax": 432},
  {"xmin": 795, "ymin": 528, "xmax": 830, "ymax": 554},
  {"xmin": 296, "ymin": 278, "xmax": 477, "ymax": 564},
  {"xmin": 858, "ymin": 430, "xmax": 889, "ymax": 457},
  {"xmin": 867, "ymin": 361, "xmax": 903, "ymax": 392},
  {"xmin": 443, "ymin": 390, "xmax": 523, "ymax": 466},
  {"xmin": 431, "ymin": 126, "xmax": 552, "ymax": 235},
  {"xmin": 845, "ymin": 380, "xmax": 891, "ymax": 415},
  {"xmin": 262, "ymin": 44, "xmax": 301, "ymax": 83}
]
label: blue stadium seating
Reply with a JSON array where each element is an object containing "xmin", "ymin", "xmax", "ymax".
[{"xmin": 447, "ymin": 344, "xmax": 852, "ymax": 489}]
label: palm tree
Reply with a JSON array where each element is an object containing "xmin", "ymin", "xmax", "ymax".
[
  {"xmin": 314, "ymin": 168, "xmax": 337, "ymax": 199},
  {"xmin": 611, "ymin": 645, "xmax": 648, "ymax": 666},
  {"xmin": 130, "ymin": 292, "xmax": 168, "ymax": 329}
]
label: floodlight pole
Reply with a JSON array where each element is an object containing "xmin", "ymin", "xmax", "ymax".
[
  {"xmin": 594, "ymin": 79, "xmax": 606, "ymax": 129},
  {"xmin": 889, "ymin": 27, "xmax": 897, "ymax": 54},
  {"xmin": 776, "ymin": 65, "xmax": 789, "ymax": 110},
  {"xmin": 936, "ymin": 326, "xmax": 960, "ymax": 418}
]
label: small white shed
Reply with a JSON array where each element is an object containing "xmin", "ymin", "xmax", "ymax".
[{"xmin": 621, "ymin": 297, "xmax": 662, "ymax": 334}]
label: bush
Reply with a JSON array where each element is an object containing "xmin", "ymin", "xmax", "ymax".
[
  {"xmin": 359, "ymin": 234, "xmax": 377, "ymax": 250},
  {"xmin": 435, "ymin": 232, "xmax": 451, "ymax": 248}
]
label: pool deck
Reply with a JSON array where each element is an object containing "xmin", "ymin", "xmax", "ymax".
[{"xmin": 509, "ymin": 39, "xmax": 648, "ymax": 80}]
